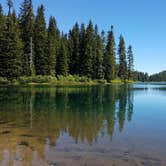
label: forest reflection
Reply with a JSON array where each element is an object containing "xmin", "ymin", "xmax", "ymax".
[{"xmin": 0, "ymin": 85, "xmax": 134, "ymax": 145}]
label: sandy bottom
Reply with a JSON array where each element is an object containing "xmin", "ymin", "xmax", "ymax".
[{"xmin": 0, "ymin": 144, "xmax": 166, "ymax": 166}]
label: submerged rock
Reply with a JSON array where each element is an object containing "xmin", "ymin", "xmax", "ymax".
[
  {"xmin": 0, "ymin": 131, "xmax": 11, "ymax": 135},
  {"xmin": 18, "ymin": 141, "xmax": 29, "ymax": 147}
]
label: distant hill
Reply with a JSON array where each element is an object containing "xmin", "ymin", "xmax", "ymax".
[
  {"xmin": 149, "ymin": 70, "xmax": 166, "ymax": 82},
  {"xmin": 134, "ymin": 70, "xmax": 166, "ymax": 82}
]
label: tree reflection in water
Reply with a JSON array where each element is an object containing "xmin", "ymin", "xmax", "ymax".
[{"xmin": 0, "ymin": 85, "xmax": 134, "ymax": 165}]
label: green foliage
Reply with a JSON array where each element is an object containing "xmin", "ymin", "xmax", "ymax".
[
  {"xmin": 19, "ymin": 0, "xmax": 34, "ymax": 76},
  {"xmin": 79, "ymin": 23, "xmax": 86, "ymax": 76},
  {"xmin": 68, "ymin": 22, "xmax": 80, "ymax": 75},
  {"xmin": 118, "ymin": 35, "xmax": 127, "ymax": 80},
  {"xmin": 134, "ymin": 71, "xmax": 149, "ymax": 82},
  {"xmin": 0, "ymin": 77, "xmax": 9, "ymax": 84},
  {"xmin": 57, "ymin": 75, "xmax": 90, "ymax": 83},
  {"xmin": 149, "ymin": 71, "xmax": 166, "ymax": 82},
  {"xmin": 82, "ymin": 20, "xmax": 94, "ymax": 78},
  {"xmin": 56, "ymin": 35, "xmax": 68, "ymax": 76},
  {"xmin": 93, "ymin": 25, "xmax": 104, "ymax": 79},
  {"xmin": 127, "ymin": 45, "xmax": 134, "ymax": 80},
  {"xmin": 34, "ymin": 5, "xmax": 48, "ymax": 75},
  {"xmin": 47, "ymin": 16, "xmax": 59, "ymax": 76},
  {"xmin": 0, "ymin": 4, "xmax": 6, "ymax": 77},
  {"xmin": 18, "ymin": 75, "xmax": 57, "ymax": 84},
  {"xmin": 0, "ymin": 5, "xmax": 22, "ymax": 79},
  {"xmin": 96, "ymin": 79, "xmax": 107, "ymax": 84},
  {"xmin": 104, "ymin": 26, "xmax": 116, "ymax": 81},
  {"xmin": 0, "ymin": 1, "xmax": 135, "ymax": 83}
]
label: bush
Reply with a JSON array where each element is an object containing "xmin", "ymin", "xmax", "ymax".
[
  {"xmin": 57, "ymin": 75, "xmax": 90, "ymax": 83},
  {"xmin": 97, "ymin": 79, "xmax": 107, "ymax": 84},
  {"xmin": 4, "ymin": 75, "xmax": 109, "ymax": 85},
  {"xmin": 18, "ymin": 76, "xmax": 57, "ymax": 84},
  {"xmin": 78, "ymin": 76, "xmax": 91, "ymax": 82},
  {"xmin": 110, "ymin": 78, "xmax": 122, "ymax": 84},
  {"xmin": 18, "ymin": 76, "xmax": 32, "ymax": 84},
  {"xmin": 0, "ymin": 77, "xmax": 9, "ymax": 84}
]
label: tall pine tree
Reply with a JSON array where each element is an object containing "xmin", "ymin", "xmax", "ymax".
[
  {"xmin": 118, "ymin": 35, "xmax": 127, "ymax": 80},
  {"xmin": 56, "ymin": 34, "xmax": 68, "ymax": 76},
  {"xmin": 127, "ymin": 45, "xmax": 134, "ymax": 80},
  {"xmin": 47, "ymin": 16, "xmax": 59, "ymax": 76},
  {"xmin": 92, "ymin": 25, "xmax": 98, "ymax": 79},
  {"xmin": 104, "ymin": 26, "xmax": 116, "ymax": 81},
  {"xmin": 83, "ymin": 20, "xmax": 94, "ymax": 78},
  {"xmin": 34, "ymin": 5, "xmax": 48, "ymax": 75},
  {"xmin": 68, "ymin": 22, "xmax": 80, "ymax": 75},
  {"xmin": 19, "ymin": 0, "xmax": 34, "ymax": 76},
  {"xmin": 0, "ymin": 4, "xmax": 5, "ymax": 39},
  {"xmin": 93, "ymin": 25, "xmax": 104, "ymax": 79},
  {"xmin": 79, "ymin": 23, "xmax": 86, "ymax": 76},
  {"xmin": 0, "ymin": 1, "xmax": 22, "ymax": 79},
  {"xmin": 0, "ymin": 4, "xmax": 6, "ymax": 77}
]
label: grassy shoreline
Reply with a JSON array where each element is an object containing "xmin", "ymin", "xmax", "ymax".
[{"xmin": 0, "ymin": 75, "xmax": 135, "ymax": 86}]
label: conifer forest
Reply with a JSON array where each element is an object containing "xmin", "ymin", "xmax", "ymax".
[{"xmin": 0, "ymin": 0, "xmax": 135, "ymax": 83}]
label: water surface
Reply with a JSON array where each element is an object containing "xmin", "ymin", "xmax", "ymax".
[{"xmin": 0, "ymin": 84, "xmax": 166, "ymax": 166}]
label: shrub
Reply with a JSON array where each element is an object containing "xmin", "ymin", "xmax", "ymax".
[
  {"xmin": 57, "ymin": 75, "xmax": 90, "ymax": 82},
  {"xmin": 18, "ymin": 76, "xmax": 32, "ymax": 84},
  {"xmin": 0, "ymin": 77, "xmax": 9, "ymax": 84},
  {"xmin": 97, "ymin": 79, "xmax": 107, "ymax": 84},
  {"xmin": 18, "ymin": 76, "xmax": 57, "ymax": 84}
]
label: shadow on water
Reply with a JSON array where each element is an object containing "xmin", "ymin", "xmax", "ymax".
[{"xmin": 0, "ymin": 85, "xmax": 136, "ymax": 165}]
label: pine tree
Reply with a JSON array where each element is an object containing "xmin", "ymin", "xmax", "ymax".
[
  {"xmin": 83, "ymin": 20, "xmax": 94, "ymax": 78},
  {"xmin": 118, "ymin": 35, "xmax": 127, "ymax": 80},
  {"xmin": 0, "ymin": 4, "xmax": 5, "ymax": 38},
  {"xmin": 79, "ymin": 23, "xmax": 86, "ymax": 76},
  {"xmin": 92, "ymin": 25, "xmax": 98, "ymax": 79},
  {"xmin": 0, "ymin": 4, "xmax": 6, "ymax": 77},
  {"xmin": 0, "ymin": 1, "xmax": 22, "ymax": 79},
  {"xmin": 104, "ymin": 26, "xmax": 116, "ymax": 81},
  {"xmin": 56, "ymin": 34, "xmax": 68, "ymax": 76},
  {"xmin": 19, "ymin": 0, "xmax": 34, "ymax": 76},
  {"xmin": 34, "ymin": 5, "xmax": 48, "ymax": 75},
  {"xmin": 94, "ymin": 26, "xmax": 104, "ymax": 79},
  {"xmin": 127, "ymin": 45, "xmax": 134, "ymax": 80},
  {"xmin": 47, "ymin": 16, "xmax": 59, "ymax": 76},
  {"xmin": 68, "ymin": 22, "xmax": 80, "ymax": 75}
]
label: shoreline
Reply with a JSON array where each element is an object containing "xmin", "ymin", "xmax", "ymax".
[{"xmin": 0, "ymin": 75, "xmax": 135, "ymax": 86}]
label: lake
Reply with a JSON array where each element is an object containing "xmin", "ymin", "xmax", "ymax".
[{"xmin": 0, "ymin": 83, "xmax": 166, "ymax": 166}]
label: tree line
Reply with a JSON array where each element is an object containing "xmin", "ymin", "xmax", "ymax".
[
  {"xmin": 134, "ymin": 70, "xmax": 166, "ymax": 82},
  {"xmin": 0, "ymin": 0, "xmax": 135, "ymax": 82},
  {"xmin": 149, "ymin": 71, "xmax": 166, "ymax": 82}
]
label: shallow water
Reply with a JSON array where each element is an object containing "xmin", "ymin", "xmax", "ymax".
[{"xmin": 0, "ymin": 84, "xmax": 166, "ymax": 166}]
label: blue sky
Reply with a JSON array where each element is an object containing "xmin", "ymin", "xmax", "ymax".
[{"xmin": 1, "ymin": 0, "xmax": 166, "ymax": 74}]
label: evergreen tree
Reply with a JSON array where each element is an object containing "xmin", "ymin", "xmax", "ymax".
[
  {"xmin": 19, "ymin": 0, "xmax": 34, "ymax": 76},
  {"xmin": 94, "ymin": 26, "xmax": 104, "ymax": 79},
  {"xmin": 79, "ymin": 23, "xmax": 86, "ymax": 76},
  {"xmin": 118, "ymin": 35, "xmax": 127, "ymax": 80},
  {"xmin": 68, "ymin": 22, "xmax": 80, "ymax": 75},
  {"xmin": 127, "ymin": 45, "xmax": 134, "ymax": 80},
  {"xmin": 83, "ymin": 20, "xmax": 94, "ymax": 78},
  {"xmin": 34, "ymin": 5, "xmax": 48, "ymax": 75},
  {"xmin": 0, "ymin": 1, "xmax": 22, "ymax": 79},
  {"xmin": 0, "ymin": 1, "xmax": 136, "ymax": 81},
  {"xmin": 0, "ymin": 4, "xmax": 5, "ymax": 38},
  {"xmin": 47, "ymin": 16, "xmax": 59, "ymax": 76},
  {"xmin": 104, "ymin": 26, "xmax": 116, "ymax": 81},
  {"xmin": 92, "ymin": 25, "xmax": 98, "ymax": 79},
  {"xmin": 56, "ymin": 34, "xmax": 68, "ymax": 76},
  {"xmin": 0, "ymin": 4, "xmax": 6, "ymax": 77}
]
